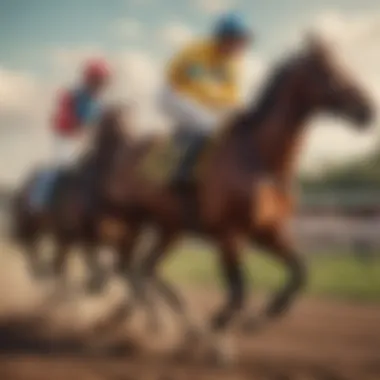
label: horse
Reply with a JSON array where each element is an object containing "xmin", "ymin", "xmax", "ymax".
[
  {"xmin": 95, "ymin": 36, "xmax": 375, "ymax": 359},
  {"xmin": 11, "ymin": 106, "xmax": 134, "ymax": 294}
]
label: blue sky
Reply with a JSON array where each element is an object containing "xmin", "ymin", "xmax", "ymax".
[{"xmin": 1, "ymin": 0, "xmax": 378, "ymax": 74}]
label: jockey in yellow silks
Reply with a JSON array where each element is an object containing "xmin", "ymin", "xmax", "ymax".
[{"xmin": 160, "ymin": 12, "xmax": 253, "ymax": 185}]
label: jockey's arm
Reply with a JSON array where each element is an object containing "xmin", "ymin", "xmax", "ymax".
[
  {"xmin": 53, "ymin": 90, "xmax": 100, "ymax": 140},
  {"xmin": 205, "ymin": 80, "xmax": 240, "ymax": 110},
  {"xmin": 209, "ymin": 61, "xmax": 241, "ymax": 111},
  {"xmin": 168, "ymin": 48, "xmax": 241, "ymax": 111}
]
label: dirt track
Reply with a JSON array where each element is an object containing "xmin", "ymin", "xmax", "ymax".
[{"xmin": 0, "ymin": 285, "xmax": 379, "ymax": 380}]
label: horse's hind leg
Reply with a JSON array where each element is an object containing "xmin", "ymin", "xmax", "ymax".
[
  {"xmin": 136, "ymin": 230, "xmax": 185, "ymax": 334},
  {"xmin": 122, "ymin": 229, "xmax": 168, "ymax": 334},
  {"xmin": 13, "ymin": 211, "xmax": 49, "ymax": 280},
  {"xmin": 49, "ymin": 239, "xmax": 73, "ymax": 298},
  {"xmin": 94, "ymin": 226, "xmax": 143, "ymax": 332},
  {"xmin": 243, "ymin": 227, "xmax": 307, "ymax": 332},
  {"xmin": 138, "ymin": 229, "xmax": 212, "ymax": 360},
  {"xmin": 84, "ymin": 243, "xmax": 108, "ymax": 295},
  {"xmin": 153, "ymin": 275, "xmax": 196, "ymax": 334},
  {"xmin": 24, "ymin": 237, "xmax": 50, "ymax": 280}
]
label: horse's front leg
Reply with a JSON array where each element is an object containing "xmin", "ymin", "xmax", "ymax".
[
  {"xmin": 205, "ymin": 232, "xmax": 246, "ymax": 364},
  {"xmin": 47, "ymin": 238, "xmax": 73, "ymax": 301},
  {"xmin": 23, "ymin": 237, "xmax": 50, "ymax": 280},
  {"xmin": 136, "ymin": 230, "xmax": 180, "ymax": 335},
  {"xmin": 243, "ymin": 226, "xmax": 307, "ymax": 332},
  {"xmin": 84, "ymin": 242, "xmax": 108, "ymax": 295},
  {"xmin": 93, "ymin": 224, "xmax": 143, "ymax": 332}
]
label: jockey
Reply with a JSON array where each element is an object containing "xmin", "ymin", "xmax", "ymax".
[
  {"xmin": 160, "ymin": 12, "xmax": 252, "ymax": 184},
  {"xmin": 30, "ymin": 59, "xmax": 111, "ymax": 211}
]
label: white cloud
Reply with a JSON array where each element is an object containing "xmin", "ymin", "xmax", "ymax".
[
  {"xmin": 196, "ymin": 0, "xmax": 234, "ymax": 14},
  {"xmin": 112, "ymin": 18, "xmax": 143, "ymax": 40},
  {"xmin": 0, "ymin": 68, "xmax": 41, "ymax": 115},
  {"xmin": 239, "ymin": 53, "xmax": 267, "ymax": 104},
  {"xmin": 111, "ymin": 50, "xmax": 169, "ymax": 133},
  {"xmin": 0, "ymin": 67, "xmax": 52, "ymax": 184},
  {"xmin": 159, "ymin": 23, "xmax": 193, "ymax": 49}
]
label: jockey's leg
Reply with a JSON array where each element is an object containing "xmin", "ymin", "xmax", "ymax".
[
  {"xmin": 176, "ymin": 130, "xmax": 209, "ymax": 184},
  {"xmin": 160, "ymin": 87, "xmax": 217, "ymax": 184},
  {"xmin": 29, "ymin": 170, "xmax": 60, "ymax": 211},
  {"xmin": 29, "ymin": 135, "xmax": 74, "ymax": 211},
  {"xmin": 160, "ymin": 87, "xmax": 217, "ymax": 130}
]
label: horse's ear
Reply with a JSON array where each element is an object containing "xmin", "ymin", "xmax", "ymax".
[{"xmin": 305, "ymin": 31, "xmax": 330, "ymax": 59}]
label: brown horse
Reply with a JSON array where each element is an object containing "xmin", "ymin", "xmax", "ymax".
[
  {"xmin": 11, "ymin": 106, "xmax": 134, "ymax": 294},
  {"xmin": 99, "ymin": 36, "xmax": 375, "ymax": 357}
]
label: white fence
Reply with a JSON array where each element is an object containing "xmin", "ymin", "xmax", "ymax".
[{"xmin": 1, "ymin": 187, "xmax": 380, "ymax": 252}]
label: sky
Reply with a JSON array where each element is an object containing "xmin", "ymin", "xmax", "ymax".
[{"xmin": 0, "ymin": 0, "xmax": 380, "ymax": 185}]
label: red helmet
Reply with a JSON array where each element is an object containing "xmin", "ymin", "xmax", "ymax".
[{"xmin": 83, "ymin": 59, "xmax": 111, "ymax": 81}]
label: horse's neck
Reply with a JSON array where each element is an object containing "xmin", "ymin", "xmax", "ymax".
[
  {"xmin": 93, "ymin": 126, "xmax": 122, "ymax": 167},
  {"xmin": 254, "ymin": 89, "xmax": 310, "ymax": 182}
]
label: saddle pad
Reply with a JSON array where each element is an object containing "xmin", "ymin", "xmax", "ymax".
[{"xmin": 138, "ymin": 136, "xmax": 182, "ymax": 185}]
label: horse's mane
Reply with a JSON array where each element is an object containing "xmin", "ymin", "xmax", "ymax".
[{"xmin": 233, "ymin": 53, "xmax": 300, "ymax": 136}]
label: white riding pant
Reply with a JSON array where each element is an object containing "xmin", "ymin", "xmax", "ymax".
[{"xmin": 159, "ymin": 86, "xmax": 219, "ymax": 133}]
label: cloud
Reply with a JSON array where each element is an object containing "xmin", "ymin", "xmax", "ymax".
[
  {"xmin": 159, "ymin": 23, "xmax": 193, "ymax": 49},
  {"xmin": 196, "ymin": 0, "xmax": 235, "ymax": 14},
  {"xmin": 0, "ymin": 67, "xmax": 53, "ymax": 184},
  {"xmin": 239, "ymin": 53, "xmax": 267, "ymax": 104},
  {"xmin": 111, "ymin": 50, "xmax": 169, "ymax": 133},
  {"xmin": 112, "ymin": 18, "xmax": 143, "ymax": 40},
  {"xmin": 0, "ymin": 68, "xmax": 41, "ymax": 116}
]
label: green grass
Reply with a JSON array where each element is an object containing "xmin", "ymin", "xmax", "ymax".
[{"xmin": 162, "ymin": 242, "xmax": 380, "ymax": 302}]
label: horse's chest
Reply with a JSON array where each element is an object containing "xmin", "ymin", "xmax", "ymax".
[
  {"xmin": 223, "ymin": 177, "xmax": 292, "ymax": 228},
  {"xmin": 252, "ymin": 181, "xmax": 293, "ymax": 229}
]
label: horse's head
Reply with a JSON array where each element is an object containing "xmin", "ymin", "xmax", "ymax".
[
  {"xmin": 92, "ymin": 103, "xmax": 132, "ymax": 159},
  {"xmin": 300, "ymin": 34, "xmax": 375, "ymax": 129},
  {"xmin": 97, "ymin": 103, "xmax": 132, "ymax": 141},
  {"xmin": 99, "ymin": 104, "xmax": 128, "ymax": 131}
]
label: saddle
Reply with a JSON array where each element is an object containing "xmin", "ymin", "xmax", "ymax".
[{"xmin": 138, "ymin": 128, "xmax": 212, "ymax": 187}]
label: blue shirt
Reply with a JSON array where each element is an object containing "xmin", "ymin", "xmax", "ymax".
[{"xmin": 72, "ymin": 88, "xmax": 102, "ymax": 126}]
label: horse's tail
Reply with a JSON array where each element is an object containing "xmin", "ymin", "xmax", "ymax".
[{"xmin": 9, "ymin": 169, "xmax": 40, "ymax": 243}]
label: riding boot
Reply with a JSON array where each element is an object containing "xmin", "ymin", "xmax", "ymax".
[{"xmin": 174, "ymin": 131, "xmax": 208, "ymax": 187}]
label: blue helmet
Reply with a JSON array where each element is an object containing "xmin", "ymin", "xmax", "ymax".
[{"xmin": 214, "ymin": 12, "xmax": 251, "ymax": 40}]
